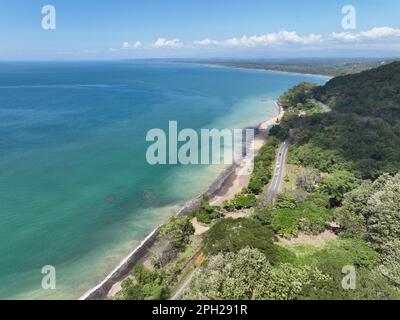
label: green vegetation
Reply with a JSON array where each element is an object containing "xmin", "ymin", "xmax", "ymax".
[
  {"xmin": 120, "ymin": 62, "xmax": 400, "ymax": 301},
  {"xmin": 267, "ymin": 196, "xmax": 333, "ymax": 238},
  {"xmin": 222, "ymin": 137, "xmax": 280, "ymax": 210},
  {"xmin": 160, "ymin": 216, "xmax": 195, "ymax": 251},
  {"xmin": 118, "ymin": 264, "xmax": 170, "ymax": 300},
  {"xmin": 278, "ymin": 63, "xmax": 400, "ymax": 179},
  {"xmin": 379, "ymin": 240, "xmax": 400, "ymax": 286},
  {"xmin": 184, "ymin": 248, "xmax": 330, "ymax": 300},
  {"xmin": 223, "ymin": 193, "xmax": 257, "ymax": 210},
  {"xmin": 292, "ymin": 239, "xmax": 399, "ymax": 300},
  {"xmin": 275, "ymin": 191, "xmax": 297, "ymax": 209},
  {"xmin": 335, "ymin": 173, "xmax": 400, "ymax": 252},
  {"xmin": 297, "ymin": 167, "xmax": 319, "ymax": 192},
  {"xmin": 314, "ymin": 62, "xmax": 400, "ymax": 123},
  {"xmin": 194, "ymin": 201, "xmax": 222, "ymax": 224},
  {"xmin": 203, "ymin": 218, "xmax": 281, "ymax": 261},
  {"xmin": 186, "ymin": 62, "xmax": 400, "ymax": 300},
  {"xmin": 251, "ymin": 137, "xmax": 279, "ymax": 186},
  {"xmin": 247, "ymin": 177, "xmax": 263, "ymax": 194},
  {"xmin": 117, "ymin": 227, "xmax": 205, "ymax": 300},
  {"xmin": 319, "ymin": 170, "xmax": 360, "ymax": 206},
  {"xmin": 187, "ymin": 236, "xmax": 400, "ymax": 300},
  {"xmin": 279, "ymin": 82, "xmax": 319, "ymax": 112},
  {"xmin": 269, "ymin": 124, "xmax": 289, "ymax": 141}
]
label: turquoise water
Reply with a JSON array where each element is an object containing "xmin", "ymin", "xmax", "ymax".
[{"xmin": 0, "ymin": 61, "xmax": 327, "ymax": 299}]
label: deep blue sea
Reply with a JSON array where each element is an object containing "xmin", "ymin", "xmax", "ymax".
[{"xmin": 0, "ymin": 61, "xmax": 327, "ymax": 299}]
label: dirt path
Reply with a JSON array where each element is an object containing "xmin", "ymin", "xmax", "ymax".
[{"xmin": 191, "ymin": 217, "xmax": 210, "ymax": 235}]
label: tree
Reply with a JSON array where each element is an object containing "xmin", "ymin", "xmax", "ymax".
[
  {"xmin": 248, "ymin": 178, "xmax": 263, "ymax": 194},
  {"xmin": 252, "ymin": 264, "xmax": 329, "ymax": 300},
  {"xmin": 335, "ymin": 181, "xmax": 372, "ymax": 238},
  {"xmin": 365, "ymin": 174, "xmax": 400, "ymax": 251},
  {"xmin": 306, "ymin": 192, "xmax": 330, "ymax": 208},
  {"xmin": 160, "ymin": 216, "xmax": 195, "ymax": 251},
  {"xmin": 203, "ymin": 218, "xmax": 279, "ymax": 261},
  {"xmin": 183, "ymin": 248, "xmax": 330, "ymax": 300},
  {"xmin": 297, "ymin": 167, "xmax": 319, "ymax": 192},
  {"xmin": 379, "ymin": 240, "xmax": 400, "ymax": 286},
  {"xmin": 275, "ymin": 191, "xmax": 297, "ymax": 209},
  {"xmin": 269, "ymin": 124, "xmax": 289, "ymax": 140},
  {"xmin": 319, "ymin": 170, "xmax": 359, "ymax": 206},
  {"xmin": 270, "ymin": 200, "xmax": 333, "ymax": 238},
  {"xmin": 336, "ymin": 173, "xmax": 400, "ymax": 252},
  {"xmin": 224, "ymin": 193, "xmax": 257, "ymax": 210},
  {"xmin": 117, "ymin": 264, "xmax": 170, "ymax": 300},
  {"xmin": 194, "ymin": 201, "xmax": 223, "ymax": 224},
  {"xmin": 280, "ymin": 82, "xmax": 319, "ymax": 110}
]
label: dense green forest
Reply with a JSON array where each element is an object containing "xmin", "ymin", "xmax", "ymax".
[
  {"xmin": 277, "ymin": 62, "xmax": 400, "ymax": 180},
  {"xmin": 314, "ymin": 62, "xmax": 400, "ymax": 122},
  {"xmin": 119, "ymin": 61, "xmax": 400, "ymax": 301}
]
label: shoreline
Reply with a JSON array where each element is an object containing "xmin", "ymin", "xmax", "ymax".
[
  {"xmin": 186, "ymin": 62, "xmax": 333, "ymax": 80},
  {"xmin": 209, "ymin": 100, "xmax": 284, "ymax": 205},
  {"xmin": 79, "ymin": 99, "xmax": 283, "ymax": 300}
]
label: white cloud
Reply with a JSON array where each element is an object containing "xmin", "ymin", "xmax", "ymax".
[
  {"xmin": 152, "ymin": 38, "xmax": 183, "ymax": 48},
  {"xmin": 360, "ymin": 27, "xmax": 400, "ymax": 39},
  {"xmin": 192, "ymin": 38, "xmax": 219, "ymax": 46},
  {"xmin": 331, "ymin": 26, "xmax": 400, "ymax": 42},
  {"xmin": 121, "ymin": 42, "xmax": 130, "ymax": 49},
  {"xmin": 107, "ymin": 26, "xmax": 400, "ymax": 54},
  {"xmin": 121, "ymin": 41, "xmax": 141, "ymax": 50},
  {"xmin": 331, "ymin": 32, "xmax": 358, "ymax": 42},
  {"xmin": 192, "ymin": 30, "xmax": 322, "ymax": 48}
]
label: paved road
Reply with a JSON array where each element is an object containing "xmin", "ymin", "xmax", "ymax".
[{"xmin": 263, "ymin": 140, "xmax": 290, "ymax": 205}]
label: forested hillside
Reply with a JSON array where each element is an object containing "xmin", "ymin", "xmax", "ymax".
[
  {"xmin": 276, "ymin": 62, "xmax": 400, "ymax": 180},
  {"xmin": 314, "ymin": 61, "xmax": 400, "ymax": 122},
  {"xmin": 261, "ymin": 62, "xmax": 400, "ymax": 298},
  {"xmin": 118, "ymin": 62, "xmax": 400, "ymax": 301}
]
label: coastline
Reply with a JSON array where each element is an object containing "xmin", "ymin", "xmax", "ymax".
[
  {"xmin": 79, "ymin": 99, "xmax": 283, "ymax": 300},
  {"xmin": 209, "ymin": 100, "xmax": 284, "ymax": 205},
  {"xmin": 187, "ymin": 62, "xmax": 333, "ymax": 80}
]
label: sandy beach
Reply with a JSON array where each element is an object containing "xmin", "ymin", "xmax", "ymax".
[{"xmin": 209, "ymin": 100, "xmax": 284, "ymax": 206}]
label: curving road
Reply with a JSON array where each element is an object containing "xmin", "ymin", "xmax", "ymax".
[
  {"xmin": 263, "ymin": 100, "xmax": 330, "ymax": 206},
  {"xmin": 263, "ymin": 140, "xmax": 289, "ymax": 205}
]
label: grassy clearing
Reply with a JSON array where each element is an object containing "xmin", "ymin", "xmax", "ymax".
[{"xmin": 277, "ymin": 237, "xmax": 334, "ymax": 261}]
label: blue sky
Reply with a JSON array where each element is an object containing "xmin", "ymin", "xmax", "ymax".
[{"xmin": 1, "ymin": 0, "xmax": 400, "ymax": 60}]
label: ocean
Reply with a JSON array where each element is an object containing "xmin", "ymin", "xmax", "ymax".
[{"xmin": 0, "ymin": 61, "xmax": 327, "ymax": 299}]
